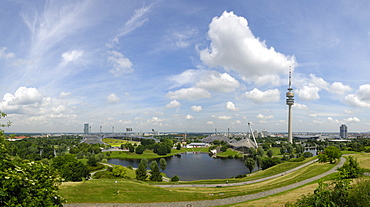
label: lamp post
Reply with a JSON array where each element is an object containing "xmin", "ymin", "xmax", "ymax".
[{"xmin": 115, "ymin": 181, "xmax": 118, "ymax": 194}]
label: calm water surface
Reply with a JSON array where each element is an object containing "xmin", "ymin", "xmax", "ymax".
[{"xmin": 108, "ymin": 153, "xmax": 250, "ymax": 181}]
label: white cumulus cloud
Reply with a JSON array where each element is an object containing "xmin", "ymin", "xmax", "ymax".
[
  {"xmin": 186, "ymin": 115, "xmax": 193, "ymax": 120},
  {"xmin": 200, "ymin": 11, "xmax": 296, "ymax": 86},
  {"xmin": 344, "ymin": 84, "xmax": 370, "ymax": 108},
  {"xmin": 343, "ymin": 117, "xmax": 360, "ymax": 123},
  {"xmin": 196, "ymin": 71, "xmax": 240, "ymax": 93},
  {"xmin": 226, "ymin": 101, "xmax": 239, "ymax": 111},
  {"xmin": 329, "ymin": 82, "xmax": 351, "ymax": 95},
  {"xmin": 107, "ymin": 93, "xmax": 120, "ymax": 104},
  {"xmin": 166, "ymin": 100, "xmax": 181, "ymax": 108},
  {"xmin": 296, "ymin": 84, "xmax": 320, "ymax": 101},
  {"xmin": 191, "ymin": 105, "xmax": 202, "ymax": 112},
  {"xmin": 166, "ymin": 87, "xmax": 211, "ymax": 101},
  {"xmin": 245, "ymin": 88, "xmax": 280, "ymax": 104}
]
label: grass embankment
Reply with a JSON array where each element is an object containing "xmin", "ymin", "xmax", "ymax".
[
  {"xmin": 216, "ymin": 149, "xmax": 241, "ymax": 158},
  {"xmin": 59, "ymin": 156, "xmax": 336, "ymax": 203},
  {"xmin": 106, "ymin": 147, "xmax": 209, "ymax": 159},
  {"xmin": 223, "ymin": 153, "xmax": 370, "ymax": 206},
  {"xmin": 346, "ymin": 152, "xmax": 370, "ymax": 173}
]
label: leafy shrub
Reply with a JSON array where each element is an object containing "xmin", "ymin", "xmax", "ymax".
[
  {"xmin": 261, "ymin": 157, "xmax": 282, "ymax": 170},
  {"xmin": 171, "ymin": 175, "xmax": 179, "ymax": 182},
  {"xmin": 303, "ymin": 151, "xmax": 313, "ymax": 158},
  {"xmin": 289, "ymin": 156, "xmax": 305, "ymax": 162}
]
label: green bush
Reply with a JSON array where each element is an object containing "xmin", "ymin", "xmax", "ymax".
[
  {"xmin": 303, "ymin": 151, "xmax": 313, "ymax": 158},
  {"xmin": 289, "ymin": 156, "xmax": 305, "ymax": 162},
  {"xmin": 170, "ymin": 175, "xmax": 180, "ymax": 182}
]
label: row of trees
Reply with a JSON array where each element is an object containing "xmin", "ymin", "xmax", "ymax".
[
  {"xmin": 122, "ymin": 139, "xmax": 175, "ymax": 155},
  {"xmin": 135, "ymin": 158, "xmax": 169, "ymax": 182}
]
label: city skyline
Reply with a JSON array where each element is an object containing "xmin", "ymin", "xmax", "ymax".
[{"xmin": 1, "ymin": 0, "xmax": 370, "ymax": 133}]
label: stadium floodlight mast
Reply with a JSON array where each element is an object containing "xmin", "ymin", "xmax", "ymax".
[
  {"xmin": 248, "ymin": 122, "xmax": 258, "ymax": 148},
  {"xmin": 286, "ymin": 66, "xmax": 294, "ymax": 144}
]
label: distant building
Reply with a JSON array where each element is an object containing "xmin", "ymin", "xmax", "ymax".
[
  {"xmin": 261, "ymin": 129, "xmax": 268, "ymax": 137},
  {"xmin": 186, "ymin": 143, "xmax": 209, "ymax": 148},
  {"xmin": 340, "ymin": 124, "xmax": 348, "ymax": 139},
  {"xmin": 84, "ymin": 123, "xmax": 89, "ymax": 135}
]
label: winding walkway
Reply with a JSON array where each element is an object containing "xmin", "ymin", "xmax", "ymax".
[{"xmin": 64, "ymin": 157, "xmax": 345, "ymax": 207}]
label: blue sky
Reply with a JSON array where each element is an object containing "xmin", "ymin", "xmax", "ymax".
[{"xmin": 1, "ymin": 0, "xmax": 370, "ymax": 133}]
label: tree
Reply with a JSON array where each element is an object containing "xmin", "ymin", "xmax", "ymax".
[
  {"xmin": 61, "ymin": 161, "xmax": 90, "ymax": 182},
  {"xmin": 338, "ymin": 156, "xmax": 363, "ymax": 179},
  {"xmin": 149, "ymin": 161, "xmax": 162, "ymax": 182},
  {"xmin": 52, "ymin": 154, "xmax": 90, "ymax": 181},
  {"xmin": 248, "ymin": 147, "xmax": 257, "ymax": 158},
  {"xmin": 295, "ymin": 144, "xmax": 305, "ymax": 154},
  {"xmin": 245, "ymin": 158, "xmax": 256, "ymax": 174},
  {"xmin": 87, "ymin": 153, "xmax": 97, "ymax": 166},
  {"xmin": 255, "ymin": 155, "xmax": 262, "ymax": 170},
  {"xmin": 317, "ymin": 153, "xmax": 328, "ymax": 163},
  {"xmin": 0, "ymin": 112, "xmax": 64, "ymax": 206},
  {"xmin": 280, "ymin": 146, "xmax": 287, "ymax": 154},
  {"xmin": 303, "ymin": 151, "xmax": 313, "ymax": 158},
  {"xmin": 324, "ymin": 146, "xmax": 342, "ymax": 164},
  {"xmin": 136, "ymin": 159, "xmax": 148, "ymax": 181},
  {"xmin": 261, "ymin": 157, "xmax": 282, "ymax": 170},
  {"xmin": 257, "ymin": 148, "xmax": 264, "ymax": 157},
  {"xmin": 157, "ymin": 144, "xmax": 168, "ymax": 155},
  {"xmin": 262, "ymin": 142, "xmax": 270, "ymax": 150},
  {"xmin": 176, "ymin": 143, "xmax": 181, "ymax": 150},
  {"xmin": 267, "ymin": 149, "xmax": 273, "ymax": 158},
  {"xmin": 220, "ymin": 145, "xmax": 228, "ymax": 152},
  {"xmin": 135, "ymin": 145, "xmax": 146, "ymax": 154},
  {"xmin": 171, "ymin": 175, "xmax": 180, "ymax": 182},
  {"xmin": 286, "ymin": 144, "xmax": 294, "ymax": 154},
  {"xmin": 159, "ymin": 158, "xmax": 167, "ymax": 172},
  {"xmin": 112, "ymin": 165, "xmax": 126, "ymax": 178}
]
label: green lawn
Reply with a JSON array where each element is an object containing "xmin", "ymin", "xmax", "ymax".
[{"xmin": 216, "ymin": 149, "xmax": 241, "ymax": 158}]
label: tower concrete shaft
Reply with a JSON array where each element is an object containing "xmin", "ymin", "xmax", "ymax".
[{"xmin": 286, "ymin": 68, "xmax": 294, "ymax": 144}]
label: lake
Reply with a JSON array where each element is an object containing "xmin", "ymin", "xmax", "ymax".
[{"xmin": 108, "ymin": 153, "xmax": 251, "ymax": 181}]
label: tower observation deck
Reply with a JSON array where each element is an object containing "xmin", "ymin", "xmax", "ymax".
[{"xmin": 286, "ymin": 67, "xmax": 294, "ymax": 144}]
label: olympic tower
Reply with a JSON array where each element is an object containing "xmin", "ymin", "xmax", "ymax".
[{"xmin": 286, "ymin": 67, "xmax": 294, "ymax": 144}]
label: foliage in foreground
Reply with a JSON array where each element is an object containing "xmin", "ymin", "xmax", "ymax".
[
  {"xmin": 286, "ymin": 156, "xmax": 367, "ymax": 207},
  {"xmin": 285, "ymin": 179, "xmax": 370, "ymax": 207},
  {"xmin": 0, "ymin": 112, "xmax": 64, "ymax": 206}
]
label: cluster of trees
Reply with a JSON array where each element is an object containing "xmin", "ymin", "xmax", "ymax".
[
  {"xmin": 318, "ymin": 146, "xmax": 342, "ymax": 164},
  {"xmin": 5, "ymin": 137, "xmax": 80, "ymax": 160},
  {"xmin": 121, "ymin": 139, "xmax": 175, "ymax": 155},
  {"xmin": 51, "ymin": 154, "xmax": 90, "ymax": 181},
  {"xmin": 135, "ymin": 158, "xmax": 169, "ymax": 182},
  {"xmin": 69, "ymin": 143, "xmax": 104, "ymax": 155},
  {"xmin": 244, "ymin": 147, "xmax": 265, "ymax": 173},
  {"xmin": 0, "ymin": 112, "xmax": 65, "ymax": 206}
]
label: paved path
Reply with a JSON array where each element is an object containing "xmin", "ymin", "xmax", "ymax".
[
  {"xmin": 89, "ymin": 163, "xmax": 114, "ymax": 180},
  {"xmin": 64, "ymin": 157, "xmax": 345, "ymax": 207}
]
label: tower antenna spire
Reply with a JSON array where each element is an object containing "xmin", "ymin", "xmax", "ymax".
[{"xmin": 289, "ymin": 66, "xmax": 292, "ymax": 89}]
